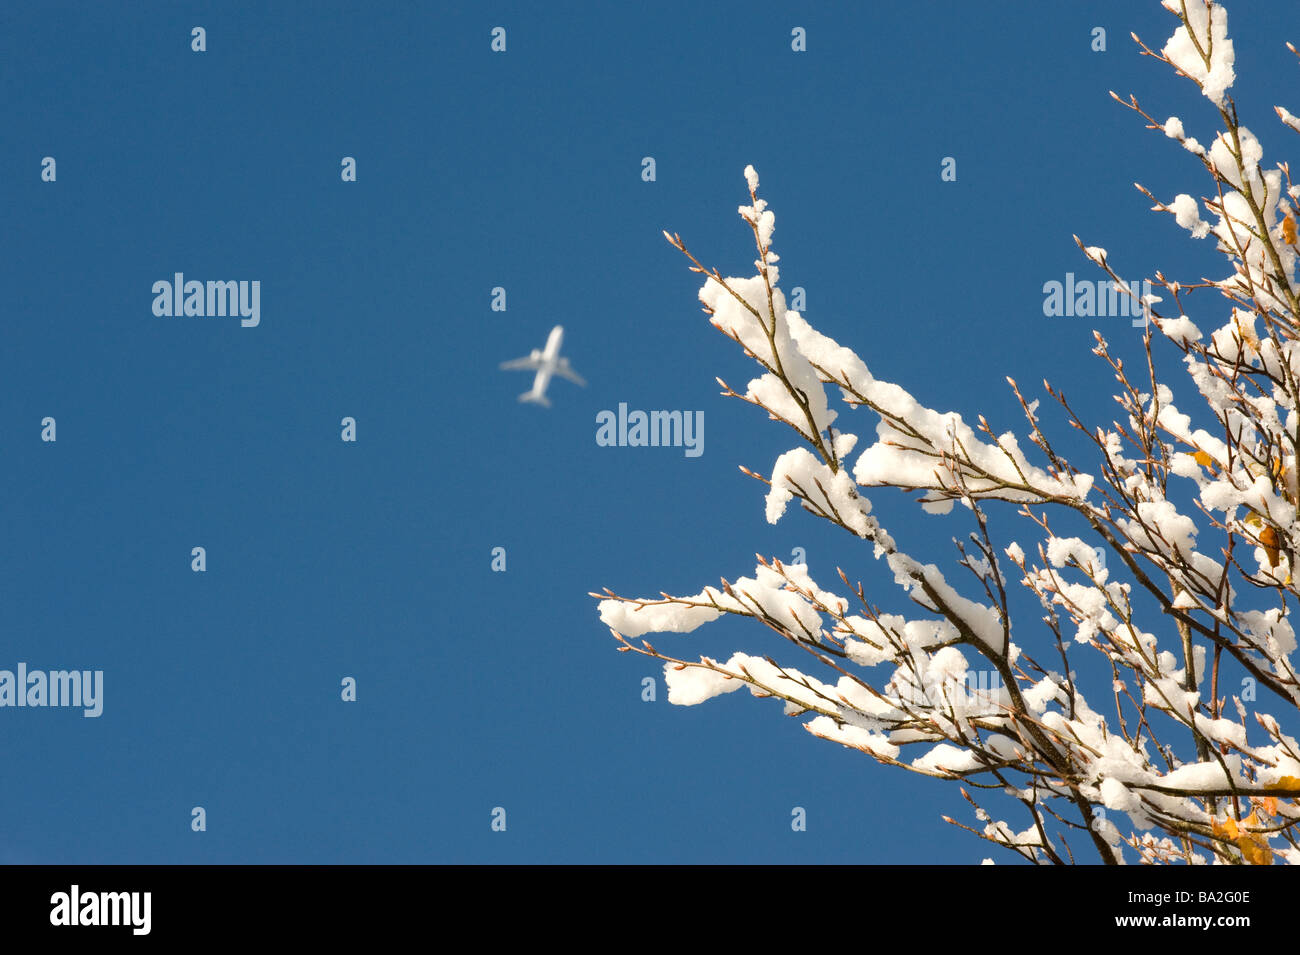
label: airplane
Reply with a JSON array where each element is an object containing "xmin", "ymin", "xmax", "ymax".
[{"xmin": 499, "ymin": 325, "xmax": 586, "ymax": 408}]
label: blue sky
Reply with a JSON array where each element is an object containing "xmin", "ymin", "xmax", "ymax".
[{"xmin": 1, "ymin": 1, "xmax": 1294, "ymax": 863}]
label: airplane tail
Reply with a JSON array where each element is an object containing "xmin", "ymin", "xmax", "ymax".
[{"xmin": 519, "ymin": 390, "xmax": 551, "ymax": 408}]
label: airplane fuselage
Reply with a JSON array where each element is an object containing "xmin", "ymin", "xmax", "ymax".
[
  {"xmin": 500, "ymin": 324, "xmax": 584, "ymax": 407},
  {"xmin": 526, "ymin": 327, "xmax": 565, "ymax": 396}
]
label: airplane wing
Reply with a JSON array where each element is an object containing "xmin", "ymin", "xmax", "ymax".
[
  {"xmin": 555, "ymin": 361, "xmax": 586, "ymax": 387},
  {"xmin": 500, "ymin": 356, "xmax": 543, "ymax": 371}
]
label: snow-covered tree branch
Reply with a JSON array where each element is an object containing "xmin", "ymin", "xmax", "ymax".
[{"xmin": 593, "ymin": 0, "xmax": 1300, "ymax": 864}]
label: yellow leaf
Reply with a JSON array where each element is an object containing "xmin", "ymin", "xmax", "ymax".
[
  {"xmin": 1234, "ymin": 318, "xmax": 1259, "ymax": 352},
  {"xmin": 1213, "ymin": 813, "xmax": 1273, "ymax": 864},
  {"xmin": 1193, "ymin": 450, "xmax": 1216, "ymax": 469},
  {"xmin": 1269, "ymin": 775, "xmax": 1300, "ymax": 791},
  {"xmin": 1262, "ymin": 526, "xmax": 1282, "ymax": 568},
  {"xmin": 1240, "ymin": 813, "xmax": 1272, "ymax": 864},
  {"xmin": 1240, "ymin": 837, "xmax": 1272, "ymax": 865},
  {"xmin": 1285, "ymin": 214, "xmax": 1298, "ymax": 245},
  {"xmin": 1244, "ymin": 512, "xmax": 1264, "ymax": 529},
  {"xmin": 1212, "ymin": 816, "xmax": 1239, "ymax": 840}
]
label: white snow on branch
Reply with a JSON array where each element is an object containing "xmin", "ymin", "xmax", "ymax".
[
  {"xmin": 1153, "ymin": 315, "xmax": 1202, "ymax": 344},
  {"xmin": 913, "ymin": 743, "xmax": 986, "ymax": 775},
  {"xmin": 699, "ymin": 275, "xmax": 837, "ymax": 441},
  {"xmin": 886, "ymin": 552, "xmax": 1007, "ymax": 656},
  {"xmin": 598, "ymin": 590, "xmax": 724, "ymax": 638},
  {"xmin": 1162, "ymin": 0, "xmax": 1235, "ymax": 108},
  {"xmin": 1165, "ymin": 193, "xmax": 1211, "ymax": 239},
  {"xmin": 766, "ymin": 446, "xmax": 873, "ymax": 536},
  {"xmin": 664, "ymin": 661, "xmax": 748, "ymax": 705}
]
